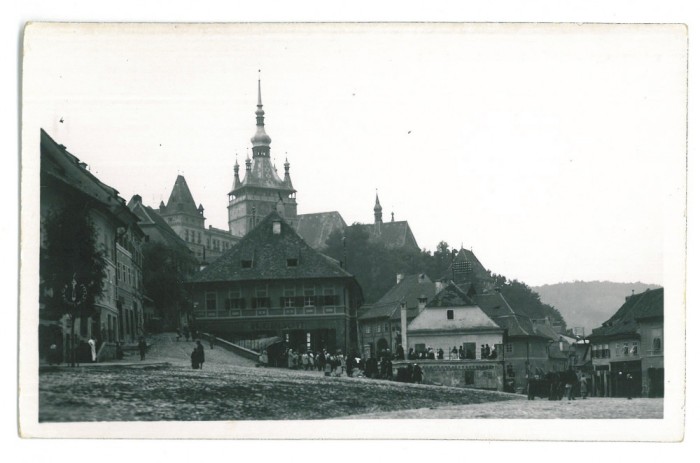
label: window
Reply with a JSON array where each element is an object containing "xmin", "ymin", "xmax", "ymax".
[
  {"xmin": 602, "ymin": 344, "xmax": 610, "ymax": 358},
  {"xmin": 323, "ymin": 287, "xmax": 337, "ymax": 305},
  {"xmin": 447, "ymin": 309, "xmax": 454, "ymax": 320},
  {"xmin": 375, "ymin": 324, "xmax": 382, "ymax": 333},
  {"xmin": 623, "ymin": 343, "xmax": 629, "ymax": 356},
  {"xmin": 631, "ymin": 342, "xmax": 639, "ymax": 356},
  {"xmin": 225, "ymin": 289, "xmax": 244, "ymax": 311},
  {"xmin": 364, "ymin": 325, "xmax": 371, "ymax": 334},
  {"xmin": 273, "ymin": 221, "xmax": 281, "ymax": 234},
  {"xmin": 241, "ymin": 259, "xmax": 252, "ymax": 268},
  {"xmin": 206, "ymin": 292, "xmax": 217, "ymax": 316},
  {"xmin": 287, "ymin": 258, "xmax": 298, "ymax": 267},
  {"xmin": 303, "ymin": 285, "xmax": 315, "ymax": 307},
  {"xmin": 252, "ymin": 286, "xmax": 269, "ymax": 308},
  {"xmin": 505, "ymin": 343, "xmax": 513, "ymax": 354},
  {"xmin": 652, "ymin": 337, "xmax": 662, "ymax": 354}
]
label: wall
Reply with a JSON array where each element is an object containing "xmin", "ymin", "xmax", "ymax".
[{"xmin": 394, "ymin": 360, "xmax": 504, "ymax": 391}]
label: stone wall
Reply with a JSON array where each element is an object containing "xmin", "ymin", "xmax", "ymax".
[{"xmin": 394, "ymin": 360, "xmax": 504, "ymax": 391}]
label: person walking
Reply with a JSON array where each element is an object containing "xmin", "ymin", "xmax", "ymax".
[
  {"xmin": 138, "ymin": 337, "xmax": 147, "ymax": 361},
  {"xmin": 88, "ymin": 336, "xmax": 97, "ymax": 362},
  {"xmin": 580, "ymin": 374, "xmax": 588, "ymax": 399},
  {"xmin": 626, "ymin": 373, "xmax": 634, "ymax": 399},
  {"xmin": 195, "ymin": 340, "xmax": 205, "ymax": 369}
]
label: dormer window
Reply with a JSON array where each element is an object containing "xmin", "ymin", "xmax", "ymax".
[
  {"xmin": 287, "ymin": 258, "xmax": 298, "ymax": 267},
  {"xmin": 241, "ymin": 259, "xmax": 253, "ymax": 269},
  {"xmin": 447, "ymin": 309, "xmax": 454, "ymax": 320}
]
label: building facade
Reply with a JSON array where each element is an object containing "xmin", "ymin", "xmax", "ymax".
[
  {"xmin": 588, "ymin": 288, "xmax": 663, "ymax": 398},
  {"xmin": 188, "ymin": 211, "xmax": 363, "ymax": 354},
  {"xmin": 40, "ymin": 129, "xmax": 144, "ymax": 362},
  {"xmin": 358, "ymin": 273, "xmax": 436, "ymax": 357}
]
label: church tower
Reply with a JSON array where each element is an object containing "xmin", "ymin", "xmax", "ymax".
[{"xmin": 227, "ymin": 76, "xmax": 298, "ymax": 237}]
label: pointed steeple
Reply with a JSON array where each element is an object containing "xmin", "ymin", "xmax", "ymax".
[
  {"xmin": 374, "ymin": 190, "xmax": 383, "ymax": 224},
  {"xmin": 163, "ymin": 175, "xmax": 199, "ymax": 216},
  {"xmin": 251, "ymin": 71, "xmax": 272, "ymax": 157},
  {"xmin": 283, "ymin": 155, "xmax": 293, "ymax": 188},
  {"xmin": 233, "ymin": 155, "xmax": 241, "ymax": 189}
]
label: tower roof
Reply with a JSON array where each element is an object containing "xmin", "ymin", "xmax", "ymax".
[{"xmin": 162, "ymin": 175, "xmax": 200, "ymax": 216}]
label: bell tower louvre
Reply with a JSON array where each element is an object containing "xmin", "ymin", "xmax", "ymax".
[{"xmin": 227, "ymin": 75, "xmax": 298, "ymax": 237}]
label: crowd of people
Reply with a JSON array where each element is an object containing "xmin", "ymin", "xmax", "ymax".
[{"xmin": 257, "ymin": 347, "xmax": 421, "ymax": 382}]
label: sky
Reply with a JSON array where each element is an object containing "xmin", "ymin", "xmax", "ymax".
[{"xmin": 22, "ymin": 22, "xmax": 687, "ymax": 287}]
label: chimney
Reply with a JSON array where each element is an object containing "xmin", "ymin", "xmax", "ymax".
[
  {"xmin": 132, "ymin": 194, "xmax": 142, "ymax": 204},
  {"xmin": 396, "ymin": 273, "xmax": 404, "ymax": 285},
  {"xmin": 435, "ymin": 280, "xmax": 445, "ymax": 294},
  {"xmin": 418, "ymin": 295, "xmax": 427, "ymax": 311}
]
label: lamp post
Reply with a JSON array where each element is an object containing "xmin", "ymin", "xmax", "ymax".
[{"xmin": 61, "ymin": 273, "xmax": 87, "ymax": 367}]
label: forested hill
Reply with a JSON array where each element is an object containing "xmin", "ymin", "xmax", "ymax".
[{"xmin": 532, "ymin": 281, "xmax": 662, "ymax": 335}]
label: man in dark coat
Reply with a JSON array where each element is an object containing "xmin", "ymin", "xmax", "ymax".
[
  {"xmin": 138, "ymin": 337, "xmax": 147, "ymax": 361},
  {"xmin": 195, "ymin": 340, "xmax": 205, "ymax": 369}
]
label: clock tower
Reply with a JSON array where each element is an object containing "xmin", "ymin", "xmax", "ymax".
[{"xmin": 227, "ymin": 77, "xmax": 298, "ymax": 237}]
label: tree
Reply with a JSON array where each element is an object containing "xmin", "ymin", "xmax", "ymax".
[
  {"xmin": 41, "ymin": 203, "xmax": 106, "ymax": 366},
  {"xmin": 141, "ymin": 241, "xmax": 198, "ymax": 328}
]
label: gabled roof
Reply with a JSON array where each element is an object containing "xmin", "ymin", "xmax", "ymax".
[
  {"xmin": 447, "ymin": 248, "xmax": 494, "ymax": 290},
  {"xmin": 472, "ymin": 292, "xmax": 538, "ymax": 337},
  {"xmin": 359, "ymin": 273, "xmax": 435, "ymax": 320},
  {"xmin": 357, "ymin": 221, "xmax": 419, "ymax": 251},
  {"xmin": 161, "ymin": 175, "xmax": 200, "ymax": 217},
  {"xmin": 189, "ymin": 211, "xmax": 356, "ymax": 284},
  {"xmin": 40, "ymin": 129, "xmax": 137, "ymax": 227},
  {"xmin": 295, "ymin": 211, "xmax": 347, "ymax": 250},
  {"xmin": 590, "ymin": 288, "xmax": 664, "ymax": 339},
  {"xmin": 426, "ymin": 282, "xmax": 475, "ymax": 308},
  {"xmin": 127, "ymin": 195, "xmax": 190, "ymax": 252},
  {"xmin": 408, "ymin": 305, "xmax": 501, "ymax": 333}
]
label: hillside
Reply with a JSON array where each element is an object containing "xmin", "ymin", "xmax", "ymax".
[{"xmin": 532, "ymin": 281, "xmax": 662, "ymax": 335}]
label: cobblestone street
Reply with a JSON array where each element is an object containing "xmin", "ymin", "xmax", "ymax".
[{"xmin": 39, "ymin": 333, "xmax": 662, "ymax": 421}]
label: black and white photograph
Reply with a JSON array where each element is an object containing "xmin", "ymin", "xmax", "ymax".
[{"xmin": 18, "ymin": 21, "xmax": 687, "ymax": 440}]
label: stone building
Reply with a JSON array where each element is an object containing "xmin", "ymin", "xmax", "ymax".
[
  {"xmin": 40, "ymin": 129, "xmax": 144, "ymax": 362},
  {"xmin": 589, "ymin": 288, "xmax": 664, "ymax": 398},
  {"xmin": 187, "ymin": 211, "xmax": 364, "ymax": 354},
  {"xmin": 157, "ymin": 175, "xmax": 239, "ymax": 266}
]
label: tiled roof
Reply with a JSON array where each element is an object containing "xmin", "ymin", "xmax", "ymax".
[
  {"xmin": 162, "ymin": 175, "xmax": 200, "ymax": 217},
  {"xmin": 472, "ymin": 292, "xmax": 538, "ymax": 337},
  {"xmin": 40, "ymin": 129, "xmax": 136, "ymax": 227},
  {"xmin": 447, "ymin": 248, "xmax": 494, "ymax": 289},
  {"xmin": 426, "ymin": 282, "xmax": 476, "ymax": 308},
  {"xmin": 188, "ymin": 211, "xmax": 357, "ymax": 284},
  {"xmin": 233, "ymin": 157, "xmax": 295, "ymax": 193},
  {"xmin": 359, "ymin": 274, "xmax": 435, "ymax": 320},
  {"xmin": 127, "ymin": 196, "xmax": 190, "ymax": 252},
  {"xmin": 294, "ymin": 211, "xmax": 347, "ymax": 250},
  {"xmin": 590, "ymin": 288, "xmax": 664, "ymax": 339},
  {"xmin": 357, "ymin": 221, "xmax": 419, "ymax": 251}
]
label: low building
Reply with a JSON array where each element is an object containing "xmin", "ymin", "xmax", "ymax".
[
  {"xmin": 358, "ymin": 273, "xmax": 436, "ymax": 357},
  {"xmin": 399, "ymin": 283, "xmax": 505, "ymax": 390},
  {"xmin": 187, "ymin": 211, "xmax": 364, "ymax": 354},
  {"xmin": 588, "ymin": 288, "xmax": 664, "ymax": 398}
]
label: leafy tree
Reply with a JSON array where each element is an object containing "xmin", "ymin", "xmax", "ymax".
[
  {"xmin": 490, "ymin": 273, "xmax": 568, "ymax": 330},
  {"xmin": 41, "ymin": 203, "xmax": 106, "ymax": 366},
  {"xmin": 141, "ymin": 241, "xmax": 198, "ymax": 328}
]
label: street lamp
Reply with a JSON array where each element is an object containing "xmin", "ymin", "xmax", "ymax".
[{"xmin": 61, "ymin": 273, "xmax": 87, "ymax": 367}]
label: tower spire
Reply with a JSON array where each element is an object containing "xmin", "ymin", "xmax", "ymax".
[
  {"xmin": 374, "ymin": 190, "xmax": 383, "ymax": 224},
  {"xmin": 251, "ymin": 71, "xmax": 272, "ymax": 157}
]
